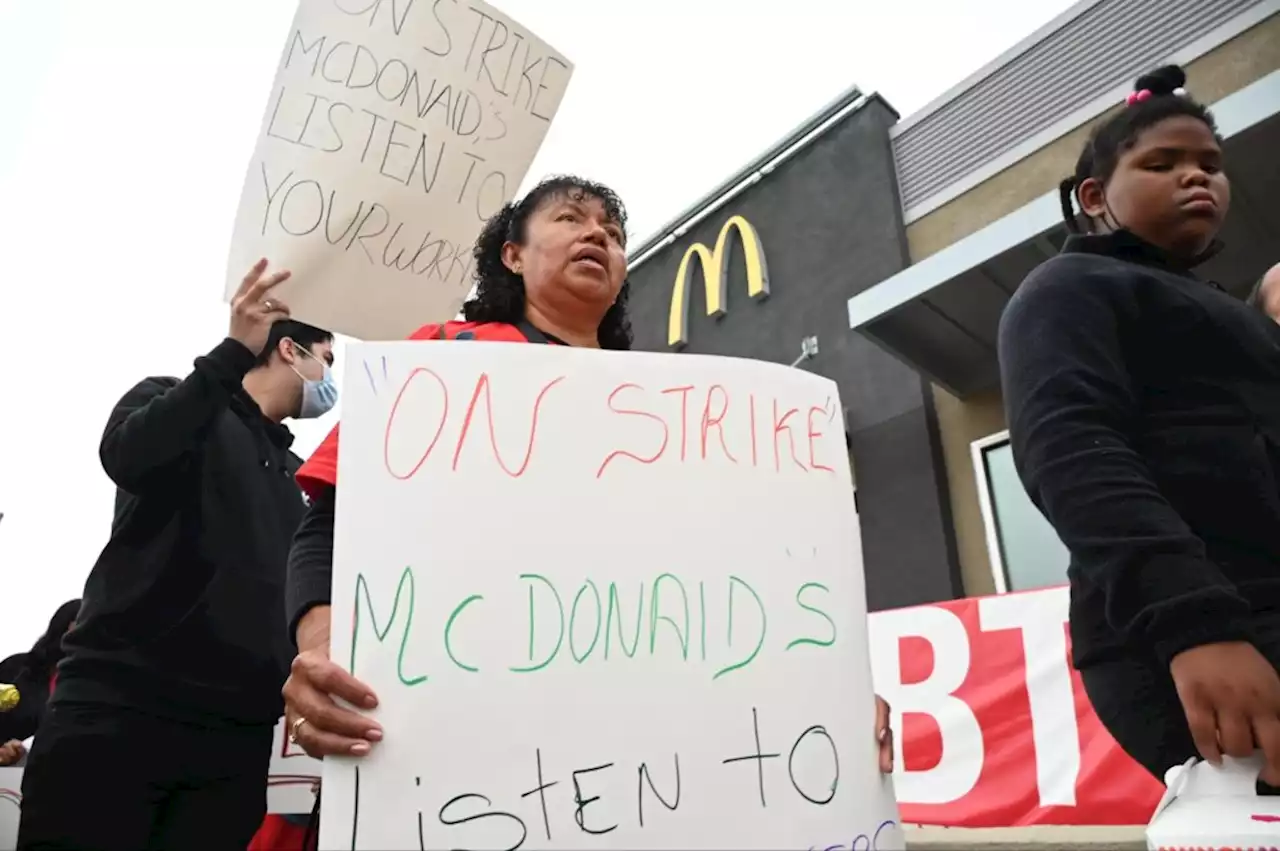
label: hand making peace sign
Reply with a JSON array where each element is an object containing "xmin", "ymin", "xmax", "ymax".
[{"xmin": 230, "ymin": 257, "xmax": 292, "ymax": 355}]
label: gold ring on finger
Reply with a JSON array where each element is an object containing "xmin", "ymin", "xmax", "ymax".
[{"xmin": 289, "ymin": 716, "xmax": 308, "ymax": 744}]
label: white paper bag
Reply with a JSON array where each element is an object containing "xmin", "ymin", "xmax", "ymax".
[{"xmin": 1146, "ymin": 754, "xmax": 1280, "ymax": 850}]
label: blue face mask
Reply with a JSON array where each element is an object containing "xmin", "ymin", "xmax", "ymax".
[{"xmin": 291, "ymin": 347, "xmax": 339, "ymax": 419}]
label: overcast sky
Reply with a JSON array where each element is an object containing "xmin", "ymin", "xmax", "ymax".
[{"xmin": 0, "ymin": 0, "xmax": 1075, "ymax": 653}]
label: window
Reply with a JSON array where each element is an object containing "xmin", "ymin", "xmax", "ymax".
[{"xmin": 972, "ymin": 431, "xmax": 1070, "ymax": 593}]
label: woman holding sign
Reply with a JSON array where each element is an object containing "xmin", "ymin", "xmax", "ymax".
[{"xmin": 281, "ymin": 174, "xmax": 895, "ymax": 797}]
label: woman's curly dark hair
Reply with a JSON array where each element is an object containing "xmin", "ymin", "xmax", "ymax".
[{"xmin": 463, "ymin": 175, "xmax": 633, "ymax": 351}]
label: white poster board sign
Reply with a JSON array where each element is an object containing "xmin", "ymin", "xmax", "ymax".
[
  {"xmin": 226, "ymin": 0, "xmax": 574, "ymax": 340},
  {"xmin": 321, "ymin": 341, "xmax": 902, "ymax": 850}
]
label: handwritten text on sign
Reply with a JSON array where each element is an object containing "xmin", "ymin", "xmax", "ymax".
[
  {"xmin": 226, "ymin": 0, "xmax": 573, "ymax": 340},
  {"xmin": 321, "ymin": 342, "xmax": 902, "ymax": 850}
]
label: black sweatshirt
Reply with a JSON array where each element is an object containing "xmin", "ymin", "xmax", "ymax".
[
  {"xmin": 286, "ymin": 486, "xmax": 336, "ymax": 643},
  {"xmin": 1000, "ymin": 231, "xmax": 1280, "ymax": 668},
  {"xmin": 56, "ymin": 338, "xmax": 307, "ymax": 727}
]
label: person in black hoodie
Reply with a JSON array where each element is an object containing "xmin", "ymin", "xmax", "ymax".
[
  {"xmin": 0, "ymin": 599, "xmax": 80, "ymax": 766},
  {"xmin": 1000, "ymin": 64, "xmax": 1280, "ymax": 788},
  {"xmin": 16, "ymin": 259, "xmax": 337, "ymax": 851}
]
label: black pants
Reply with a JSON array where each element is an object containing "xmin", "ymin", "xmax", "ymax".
[
  {"xmin": 1082, "ymin": 617, "xmax": 1280, "ymax": 790},
  {"xmin": 17, "ymin": 701, "xmax": 274, "ymax": 851}
]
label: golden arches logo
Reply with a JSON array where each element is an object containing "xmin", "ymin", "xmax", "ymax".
[{"xmin": 667, "ymin": 214, "xmax": 770, "ymax": 349}]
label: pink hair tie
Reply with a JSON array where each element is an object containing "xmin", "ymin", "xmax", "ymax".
[{"xmin": 1126, "ymin": 89, "xmax": 1153, "ymax": 106}]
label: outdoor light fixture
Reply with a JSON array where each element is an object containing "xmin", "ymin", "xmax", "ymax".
[{"xmin": 790, "ymin": 335, "xmax": 819, "ymax": 368}]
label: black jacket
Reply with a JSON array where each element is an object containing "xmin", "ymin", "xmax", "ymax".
[
  {"xmin": 56, "ymin": 338, "xmax": 307, "ymax": 726},
  {"xmin": 1000, "ymin": 231, "xmax": 1280, "ymax": 669}
]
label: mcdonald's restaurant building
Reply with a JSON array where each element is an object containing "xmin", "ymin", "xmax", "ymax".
[{"xmin": 624, "ymin": 0, "xmax": 1280, "ymax": 612}]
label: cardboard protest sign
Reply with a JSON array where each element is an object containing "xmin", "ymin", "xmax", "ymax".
[
  {"xmin": 226, "ymin": 0, "xmax": 573, "ymax": 340},
  {"xmin": 320, "ymin": 342, "xmax": 903, "ymax": 849}
]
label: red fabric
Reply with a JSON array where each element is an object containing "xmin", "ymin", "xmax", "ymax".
[
  {"xmin": 248, "ymin": 815, "xmax": 309, "ymax": 851},
  {"xmin": 296, "ymin": 321, "xmax": 533, "ymax": 499},
  {"xmin": 882, "ymin": 586, "xmax": 1165, "ymax": 827}
]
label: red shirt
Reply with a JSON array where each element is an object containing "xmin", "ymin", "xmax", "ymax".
[{"xmin": 295, "ymin": 321, "xmax": 554, "ymax": 499}]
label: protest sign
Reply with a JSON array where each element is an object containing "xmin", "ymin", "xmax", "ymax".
[
  {"xmin": 226, "ymin": 0, "xmax": 574, "ymax": 340},
  {"xmin": 318, "ymin": 341, "xmax": 902, "ymax": 850}
]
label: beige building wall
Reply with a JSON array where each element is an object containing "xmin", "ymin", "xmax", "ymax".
[
  {"xmin": 931, "ymin": 388, "xmax": 1006, "ymax": 596},
  {"xmin": 914, "ymin": 15, "xmax": 1280, "ymax": 595}
]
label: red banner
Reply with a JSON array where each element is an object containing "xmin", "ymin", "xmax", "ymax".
[{"xmin": 870, "ymin": 585, "xmax": 1163, "ymax": 826}]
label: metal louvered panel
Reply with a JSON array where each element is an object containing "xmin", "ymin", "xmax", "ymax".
[{"xmin": 894, "ymin": 0, "xmax": 1258, "ymax": 213}]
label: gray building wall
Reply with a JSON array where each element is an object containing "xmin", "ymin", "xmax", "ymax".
[
  {"xmin": 623, "ymin": 97, "xmax": 963, "ymax": 610},
  {"xmin": 893, "ymin": 0, "xmax": 1261, "ymax": 215}
]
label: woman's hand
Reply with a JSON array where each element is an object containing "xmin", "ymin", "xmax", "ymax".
[
  {"xmin": 0, "ymin": 739, "xmax": 25, "ymax": 766},
  {"xmin": 875, "ymin": 694, "xmax": 894, "ymax": 774},
  {"xmin": 1171, "ymin": 641, "xmax": 1280, "ymax": 784},
  {"xmin": 282, "ymin": 605, "xmax": 383, "ymax": 759}
]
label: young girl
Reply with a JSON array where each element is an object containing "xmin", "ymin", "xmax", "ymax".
[{"xmin": 1000, "ymin": 65, "xmax": 1280, "ymax": 786}]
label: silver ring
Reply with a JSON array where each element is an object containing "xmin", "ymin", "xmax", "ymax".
[{"xmin": 263, "ymin": 299, "xmax": 274, "ymax": 312}]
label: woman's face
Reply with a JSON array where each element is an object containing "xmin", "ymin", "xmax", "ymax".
[
  {"xmin": 1080, "ymin": 115, "xmax": 1230, "ymax": 258},
  {"xmin": 504, "ymin": 189, "xmax": 627, "ymax": 319}
]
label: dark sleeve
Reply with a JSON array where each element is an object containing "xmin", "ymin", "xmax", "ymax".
[
  {"xmin": 287, "ymin": 485, "xmax": 336, "ymax": 646},
  {"xmin": 100, "ymin": 338, "xmax": 258, "ymax": 492},
  {"xmin": 999, "ymin": 261, "xmax": 1252, "ymax": 665}
]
